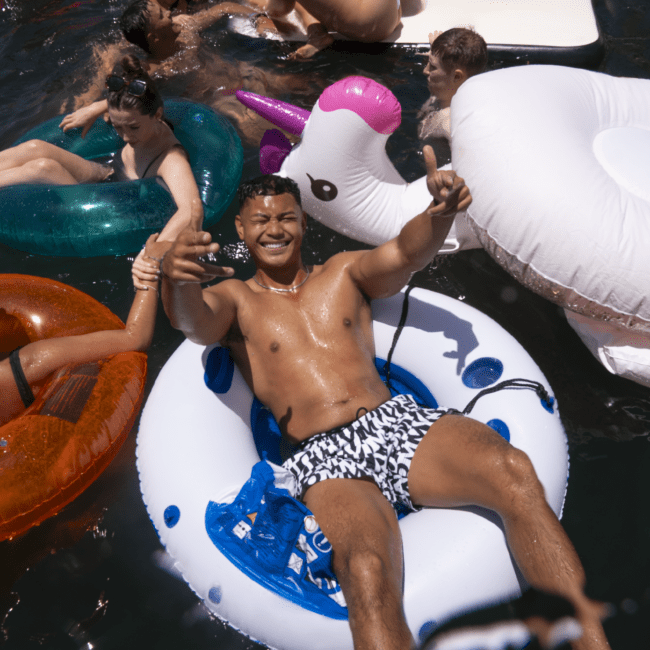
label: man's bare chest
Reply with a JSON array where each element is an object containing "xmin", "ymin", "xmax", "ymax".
[{"xmin": 227, "ymin": 287, "xmax": 371, "ymax": 356}]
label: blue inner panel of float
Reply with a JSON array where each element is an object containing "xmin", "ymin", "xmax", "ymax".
[
  {"xmin": 205, "ymin": 460, "xmax": 348, "ymax": 620},
  {"xmin": 375, "ymin": 358, "xmax": 439, "ymax": 408},
  {"xmin": 249, "ymin": 358, "xmax": 438, "ymax": 465},
  {"xmin": 204, "ymin": 346, "xmax": 235, "ymax": 394}
]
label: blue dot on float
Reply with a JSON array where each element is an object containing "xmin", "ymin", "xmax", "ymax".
[
  {"xmin": 487, "ymin": 418, "xmax": 510, "ymax": 441},
  {"xmin": 541, "ymin": 395, "xmax": 555, "ymax": 413},
  {"xmin": 418, "ymin": 620, "xmax": 437, "ymax": 642},
  {"xmin": 462, "ymin": 357, "xmax": 504, "ymax": 388},
  {"xmin": 208, "ymin": 586, "xmax": 222, "ymax": 604},
  {"xmin": 164, "ymin": 505, "xmax": 180, "ymax": 528}
]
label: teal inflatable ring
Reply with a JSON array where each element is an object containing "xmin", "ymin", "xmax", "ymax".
[{"xmin": 0, "ymin": 100, "xmax": 243, "ymax": 257}]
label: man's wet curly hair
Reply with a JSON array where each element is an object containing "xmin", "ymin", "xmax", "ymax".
[{"xmin": 238, "ymin": 175, "xmax": 302, "ymax": 210}]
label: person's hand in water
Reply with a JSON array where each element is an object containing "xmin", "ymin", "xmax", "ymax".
[{"xmin": 287, "ymin": 22, "xmax": 334, "ymax": 59}]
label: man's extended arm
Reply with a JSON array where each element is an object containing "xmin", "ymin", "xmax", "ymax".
[
  {"xmin": 161, "ymin": 201, "xmax": 237, "ymax": 345},
  {"xmin": 349, "ymin": 145, "xmax": 472, "ymax": 299}
]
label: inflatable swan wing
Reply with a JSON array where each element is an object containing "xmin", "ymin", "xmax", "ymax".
[
  {"xmin": 450, "ymin": 65, "xmax": 650, "ymax": 388},
  {"xmin": 236, "ymin": 76, "xmax": 480, "ymax": 252}
]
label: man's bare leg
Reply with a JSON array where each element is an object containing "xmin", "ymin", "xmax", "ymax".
[
  {"xmin": 303, "ymin": 478, "xmax": 415, "ymax": 650},
  {"xmin": 408, "ymin": 414, "xmax": 610, "ymax": 650}
]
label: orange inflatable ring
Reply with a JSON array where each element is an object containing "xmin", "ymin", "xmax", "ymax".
[{"xmin": 0, "ymin": 275, "xmax": 147, "ymax": 541}]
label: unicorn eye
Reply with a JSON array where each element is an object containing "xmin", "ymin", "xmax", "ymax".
[{"xmin": 306, "ymin": 173, "xmax": 338, "ymax": 202}]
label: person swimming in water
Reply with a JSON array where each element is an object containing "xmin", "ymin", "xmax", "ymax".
[
  {"xmin": 66, "ymin": 0, "xmax": 316, "ymax": 146},
  {"xmin": 3, "ymin": 55, "xmax": 200, "ymax": 250},
  {"xmin": 418, "ymin": 28, "xmax": 488, "ymax": 144}
]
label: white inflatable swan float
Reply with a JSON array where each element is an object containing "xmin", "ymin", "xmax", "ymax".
[{"xmin": 236, "ymin": 68, "xmax": 650, "ymax": 388}]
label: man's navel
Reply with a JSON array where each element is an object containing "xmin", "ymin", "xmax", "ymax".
[{"xmin": 269, "ymin": 341, "xmax": 280, "ymax": 353}]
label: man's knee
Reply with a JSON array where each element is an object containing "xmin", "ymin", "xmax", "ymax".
[
  {"xmin": 491, "ymin": 446, "xmax": 546, "ymax": 511},
  {"xmin": 337, "ymin": 547, "xmax": 395, "ymax": 602}
]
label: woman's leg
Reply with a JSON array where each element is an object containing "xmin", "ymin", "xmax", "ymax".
[{"xmin": 0, "ymin": 140, "xmax": 109, "ymax": 187}]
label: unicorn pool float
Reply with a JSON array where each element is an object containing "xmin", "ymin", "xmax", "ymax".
[{"xmin": 236, "ymin": 68, "xmax": 650, "ymax": 388}]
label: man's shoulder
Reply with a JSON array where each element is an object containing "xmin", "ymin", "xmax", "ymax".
[
  {"xmin": 322, "ymin": 250, "xmax": 365, "ymax": 270},
  {"xmin": 204, "ymin": 278, "xmax": 248, "ymax": 299}
]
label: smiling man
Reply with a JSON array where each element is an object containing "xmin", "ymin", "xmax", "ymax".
[{"xmin": 160, "ymin": 151, "xmax": 610, "ymax": 650}]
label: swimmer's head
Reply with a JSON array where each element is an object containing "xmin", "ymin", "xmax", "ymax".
[
  {"xmin": 106, "ymin": 55, "xmax": 163, "ymax": 117},
  {"xmin": 120, "ymin": 0, "xmax": 178, "ymax": 55},
  {"xmin": 430, "ymin": 28, "xmax": 488, "ymax": 79},
  {"xmin": 237, "ymin": 175, "xmax": 302, "ymax": 211},
  {"xmin": 120, "ymin": 0, "xmax": 153, "ymax": 54}
]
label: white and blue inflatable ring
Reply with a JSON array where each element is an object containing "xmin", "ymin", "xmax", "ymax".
[{"xmin": 137, "ymin": 288, "xmax": 568, "ymax": 650}]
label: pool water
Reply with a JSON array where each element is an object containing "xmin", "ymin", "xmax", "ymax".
[{"xmin": 1, "ymin": 1, "xmax": 649, "ymax": 648}]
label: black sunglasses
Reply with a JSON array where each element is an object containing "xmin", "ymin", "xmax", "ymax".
[{"xmin": 105, "ymin": 75, "xmax": 147, "ymax": 96}]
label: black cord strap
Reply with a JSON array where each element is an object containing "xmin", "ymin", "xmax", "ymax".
[
  {"xmin": 382, "ymin": 282, "xmax": 415, "ymax": 390},
  {"xmin": 462, "ymin": 378, "xmax": 554, "ymax": 415},
  {"xmin": 380, "ymin": 285, "xmax": 554, "ymax": 416}
]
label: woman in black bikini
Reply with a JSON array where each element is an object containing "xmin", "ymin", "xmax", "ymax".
[{"xmin": 0, "ymin": 55, "xmax": 201, "ymax": 251}]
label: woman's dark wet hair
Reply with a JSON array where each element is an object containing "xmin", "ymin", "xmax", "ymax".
[
  {"xmin": 238, "ymin": 175, "xmax": 302, "ymax": 210},
  {"xmin": 120, "ymin": 0, "xmax": 152, "ymax": 55},
  {"xmin": 106, "ymin": 55, "xmax": 163, "ymax": 117},
  {"xmin": 431, "ymin": 28, "xmax": 488, "ymax": 78}
]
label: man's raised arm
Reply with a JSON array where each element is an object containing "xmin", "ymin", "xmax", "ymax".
[
  {"xmin": 349, "ymin": 145, "xmax": 472, "ymax": 299},
  {"xmin": 161, "ymin": 200, "xmax": 237, "ymax": 345}
]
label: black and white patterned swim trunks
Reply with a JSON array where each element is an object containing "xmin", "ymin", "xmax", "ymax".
[{"xmin": 283, "ymin": 394, "xmax": 454, "ymax": 512}]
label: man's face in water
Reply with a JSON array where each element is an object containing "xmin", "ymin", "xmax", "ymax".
[
  {"xmin": 235, "ymin": 193, "xmax": 307, "ymax": 269},
  {"xmin": 145, "ymin": 0, "xmax": 180, "ymax": 42}
]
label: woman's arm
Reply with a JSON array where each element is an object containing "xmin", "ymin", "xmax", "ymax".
[
  {"xmin": 59, "ymin": 100, "xmax": 109, "ymax": 138},
  {"xmin": 1, "ymin": 234, "xmax": 164, "ymax": 407},
  {"xmin": 132, "ymin": 146, "xmax": 202, "ymax": 290},
  {"xmin": 156, "ymin": 146, "xmax": 203, "ymax": 242}
]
